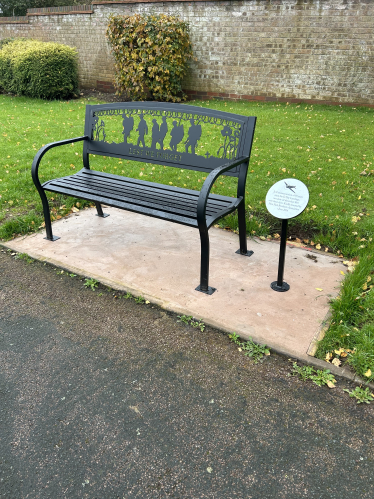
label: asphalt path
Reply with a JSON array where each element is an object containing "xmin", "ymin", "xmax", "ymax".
[{"xmin": 0, "ymin": 250, "xmax": 373, "ymax": 499}]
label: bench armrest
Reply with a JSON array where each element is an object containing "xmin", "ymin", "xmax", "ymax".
[
  {"xmin": 31, "ymin": 136, "xmax": 88, "ymax": 191},
  {"xmin": 197, "ymin": 156, "xmax": 249, "ymax": 228}
]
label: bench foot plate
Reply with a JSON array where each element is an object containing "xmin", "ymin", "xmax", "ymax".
[
  {"xmin": 195, "ymin": 285, "xmax": 216, "ymax": 295},
  {"xmin": 96, "ymin": 213, "xmax": 110, "ymax": 218},
  {"xmin": 44, "ymin": 235, "xmax": 60, "ymax": 241},
  {"xmin": 235, "ymin": 249, "xmax": 254, "ymax": 257}
]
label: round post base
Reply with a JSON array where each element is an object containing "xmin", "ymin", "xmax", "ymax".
[{"xmin": 270, "ymin": 281, "xmax": 290, "ymax": 292}]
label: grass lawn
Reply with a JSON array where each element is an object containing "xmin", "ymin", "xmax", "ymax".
[{"xmin": 0, "ymin": 94, "xmax": 373, "ymax": 380}]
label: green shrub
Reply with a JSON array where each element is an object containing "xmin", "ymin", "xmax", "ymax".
[
  {"xmin": 0, "ymin": 39, "xmax": 78, "ymax": 100},
  {"xmin": 0, "ymin": 37, "xmax": 28, "ymax": 50},
  {"xmin": 106, "ymin": 13, "xmax": 194, "ymax": 102}
]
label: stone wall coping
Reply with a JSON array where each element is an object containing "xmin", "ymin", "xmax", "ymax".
[
  {"xmin": 26, "ymin": 10, "xmax": 93, "ymax": 16},
  {"xmin": 0, "ymin": 17, "xmax": 29, "ymax": 24},
  {"xmin": 27, "ymin": 5, "xmax": 93, "ymax": 16},
  {"xmin": 92, "ymin": 0, "xmax": 204, "ymax": 4}
]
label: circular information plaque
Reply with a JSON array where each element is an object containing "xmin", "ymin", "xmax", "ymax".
[{"xmin": 265, "ymin": 178, "xmax": 309, "ymax": 219}]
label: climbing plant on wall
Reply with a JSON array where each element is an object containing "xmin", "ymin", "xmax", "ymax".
[{"xmin": 106, "ymin": 13, "xmax": 194, "ymax": 102}]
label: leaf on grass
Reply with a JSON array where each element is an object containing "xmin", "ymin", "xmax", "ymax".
[
  {"xmin": 71, "ymin": 206, "xmax": 79, "ymax": 213},
  {"xmin": 331, "ymin": 358, "xmax": 341, "ymax": 367},
  {"xmin": 364, "ymin": 369, "xmax": 372, "ymax": 378},
  {"xmin": 315, "ymin": 243, "xmax": 321, "ymax": 250},
  {"xmin": 325, "ymin": 352, "xmax": 333, "ymax": 362}
]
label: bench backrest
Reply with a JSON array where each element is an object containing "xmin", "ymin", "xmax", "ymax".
[{"xmin": 84, "ymin": 102, "xmax": 256, "ymax": 178}]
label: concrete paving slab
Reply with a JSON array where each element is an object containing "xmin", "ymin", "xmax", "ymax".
[{"xmin": 4, "ymin": 207, "xmax": 346, "ymax": 362}]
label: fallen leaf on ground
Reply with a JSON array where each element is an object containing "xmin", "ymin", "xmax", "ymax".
[
  {"xmin": 316, "ymin": 288, "xmax": 323, "ymax": 291},
  {"xmin": 332, "ymin": 358, "xmax": 341, "ymax": 367},
  {"xmin": 327, "ymin": 381, "xmax": 336, "ymax": 389}
]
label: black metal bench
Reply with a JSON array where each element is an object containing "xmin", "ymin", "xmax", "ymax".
[{"xmin": 32, "ymin": 102, "xmax": 256, "ymax": 294}]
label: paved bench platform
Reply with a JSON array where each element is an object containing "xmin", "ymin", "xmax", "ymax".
[{"xmin": 4, "ymin": 207, "xmax": 346, "ymax": 363}]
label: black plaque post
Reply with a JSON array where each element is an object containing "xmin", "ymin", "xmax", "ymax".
[
  {"xmin": 265, "ymin": 178, "xmax": 309, "ymax": 294},
  {"xmin": 270, "ymin": 219, "xmax": 290, "ymax": 292}
]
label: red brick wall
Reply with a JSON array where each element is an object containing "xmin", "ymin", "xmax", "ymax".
[{"xmin": 0, "ymin": 1, "xmax": 373, "ymax": 105}]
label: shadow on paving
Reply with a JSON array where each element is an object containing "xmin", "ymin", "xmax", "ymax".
[{"xmin": 0, "ymin": 251, "xmax": 373, "ymax": 499}]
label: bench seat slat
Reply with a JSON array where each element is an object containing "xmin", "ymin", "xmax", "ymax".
[
  {"xmin": 51, "ymin": 172, "xmax": 232, "ymax": 216},
  {"xmin": 49, "ymin": 177, "xmax": 203, "ymax": 220},
  {"xmin": 43, "ymin": 170, "xmax": 240, "ymax": 227},
  {"xmin": 51, "ymin": 178, "xmax": 224, "ymax": 219},
  {"xmin": 76, "ymin": 171, "xmax": 231, "ymax": 211},
  {"xmin": 78, "ymin": 169, "xmax": 234, "ymax": 206}
]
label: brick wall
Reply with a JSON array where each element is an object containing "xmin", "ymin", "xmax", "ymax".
[{"xmin": 0, "ymin": 1, "xmax": 373, "ymax": 106}]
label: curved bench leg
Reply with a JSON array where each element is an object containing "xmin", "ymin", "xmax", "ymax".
[
  {"xmin": 40, "ymin": 190, "xmax": 59, "ymax": 241},
  {"xmin": 236, "ymin": 202, "xmax": 253, "ymax": 257},
  {"xmin": 195, "ymin": 228, "xmax": 216, "ymax": 295},
  {"xmin": 95, "ymin": 202, "xmax": 110, "ymax": 218}
]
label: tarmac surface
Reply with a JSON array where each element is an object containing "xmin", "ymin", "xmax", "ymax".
[{"xmin": 1, "ymin": 250, "xmax": 374, "ymax": 498}]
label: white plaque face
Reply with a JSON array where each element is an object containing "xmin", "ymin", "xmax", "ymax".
[{"xmin": 265, "ymin": 178, "xmax": 309, "ymax": 219}]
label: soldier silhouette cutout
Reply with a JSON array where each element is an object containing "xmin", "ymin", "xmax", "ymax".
[
  {"xmin": 151, "ymin": 117, "xmax": 169, "ymax": 150},
  {"xmin": 169, "ymin": 120, "xmax": 184, "ymax": 151},
  {"xmin": 151, "ymin": 119, "xmax": 160, "ymax": 149},
  {"xmin": 136, "ymin": 114, "xmax": 148, "ymax": 147},
  {"xmin": 185, "ymin": 119, "xmax": 202, "ymax": 154},
  {"xmin": 159, "ymin": 116, "xmax": 168, "ymax": 150},
  {"xmin": 122, "ymin": 113, "xmax": 134, "ymax": 143}
]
